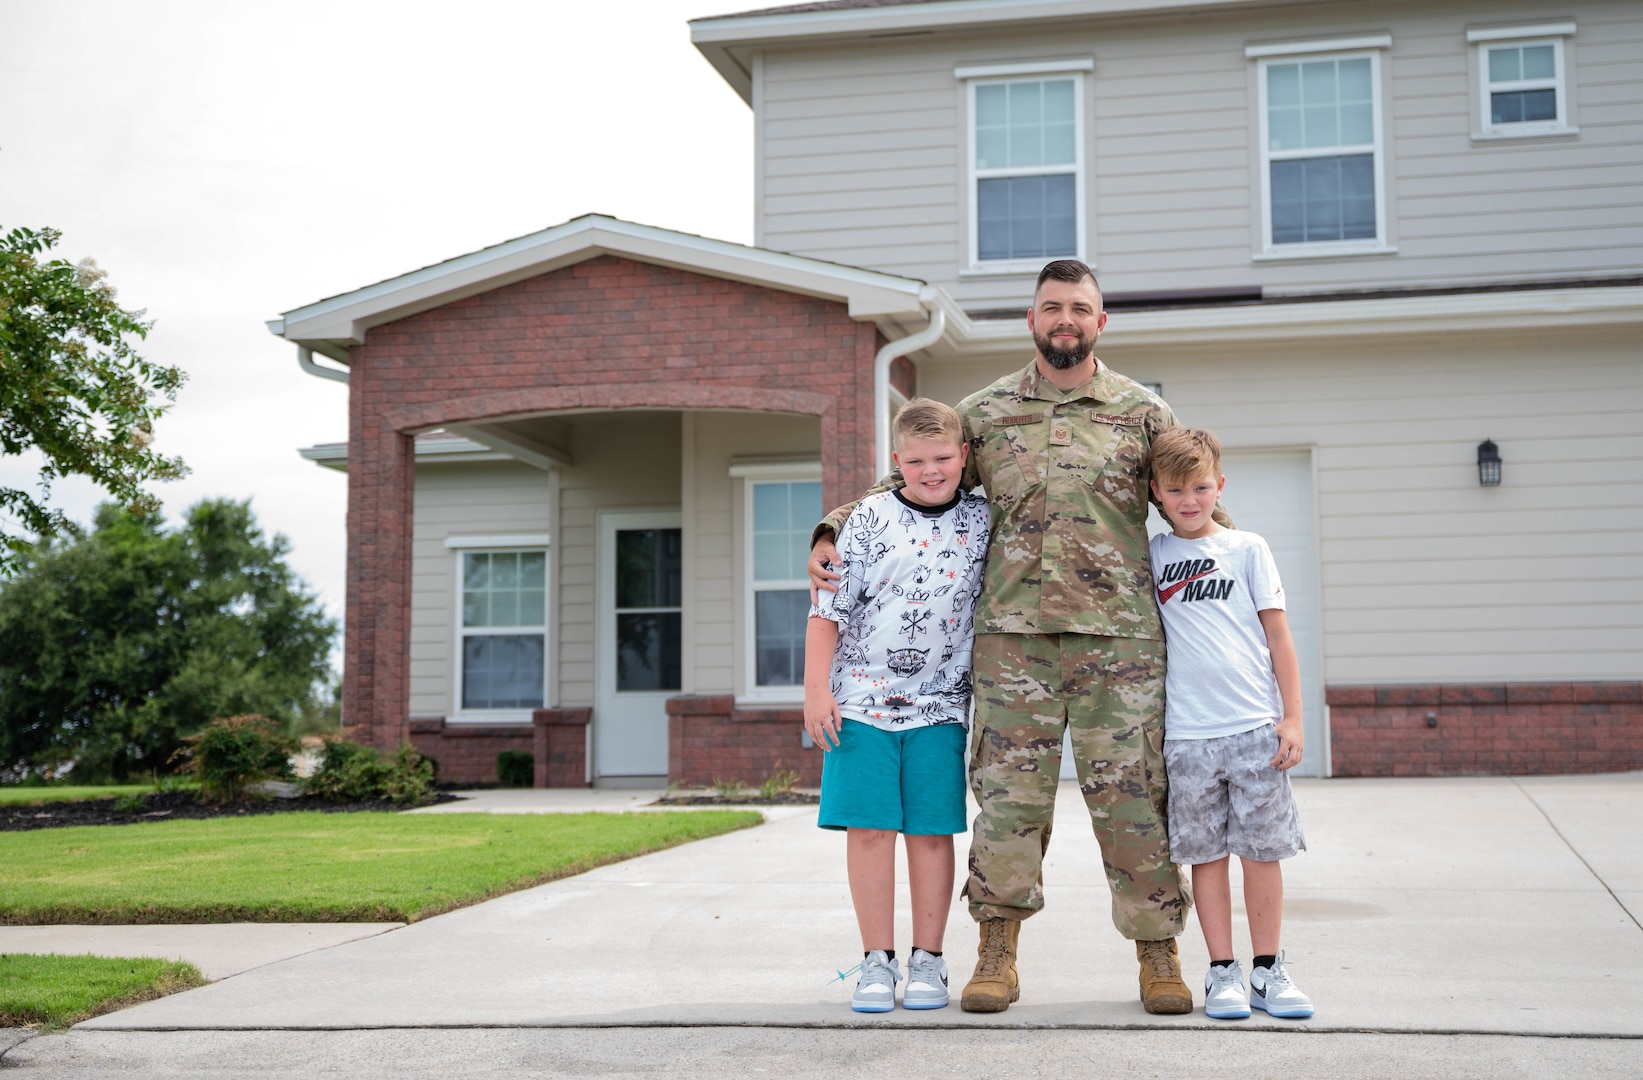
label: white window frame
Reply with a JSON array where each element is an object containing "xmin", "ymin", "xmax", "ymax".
[
  {"xmin": 1251, "ymin": 42, "xmax": 1390, "ymax": 260},
  {"xmin": 446, "ymin": 537, "xmax": 550, "ymax": 724},
  {"xmin": 1469, "ymin": 24, "xmax": 1576, "ymax": 139},
  {"xmin": 960, "ymin": 59, "xmax": 1090, "ymax": 274},
  {"xmin": 733, "ymin": 463, "xmax": 822, "ymax": 705}
]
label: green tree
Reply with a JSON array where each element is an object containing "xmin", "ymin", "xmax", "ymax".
[
  {"xmin": 0, "ymin": 225, "xmax": 187, "ymax": 575},
  {"xmin": 0, "ymin": 499, "xmax": 338, "ymax": 782}
]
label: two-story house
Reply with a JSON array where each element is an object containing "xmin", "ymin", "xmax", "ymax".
[{"xmin": 272, "ymin": 0, "xmax": 1642, "ymax": 786}]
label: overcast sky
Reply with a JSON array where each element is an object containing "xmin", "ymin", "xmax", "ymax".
[{"xmin": 1, "ymin": 0, "xmax": 756, "ymax": 647}]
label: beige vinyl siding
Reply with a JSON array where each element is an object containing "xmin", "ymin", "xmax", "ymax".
[
  {"xmin": 684, "ymin": 411, "xmax": 822, "ymax": 697},
  {"xmin": 754, "ymin": 0, "xmax": 1642, "ymax": 304},
  {"xmin": 916, "ymin": 327, "xmax": 1642, "ymax": 686},
  {"xmin": 554, "ymin": 415, "xmax": 683, "ymax": 708},
  {"xmin": 409, "ymin": 462, "xmax": 554, "ymax": 719}
]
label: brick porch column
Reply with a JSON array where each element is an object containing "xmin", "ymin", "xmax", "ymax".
[
  {"xmin": 533, "ymin": 708, "xmax": 593, "ymax": 788},
  {"xmin": 343, "ymin": 418, "xmax": 415, "ymax": 751}
]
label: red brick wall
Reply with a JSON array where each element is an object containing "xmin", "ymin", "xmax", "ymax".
[
  {"xmin": 342, "ymin": 256, "xmax": 880, "ymax": 747},
  {"xmin": 533, "ymin": 708, "xmax": 591, "ymax": 788},
  {"xmin": 1327, "ymin": 682, "xmax": 1643, "ymax": 777},
  {"xmin": 667, "ymin": 695, "xmax": 824, "ymax": 788},
  {"xmin": 407, "ymin": 718, "xmax": 534, "ymax": 785}
]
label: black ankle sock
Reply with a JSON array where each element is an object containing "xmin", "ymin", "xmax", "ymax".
[
  {"xmin": 1253, "ymin": 954, "xmax": 1277, "ymax": 970},
  {"xmin": 1210, "ymin": 958, "xmax": 1237, "ymax": 970},
  {"xmin": 867, "ymin": 949, "xmax": 896, "ymax": 962},
  {"xmin": 913, "ymin": 948, "xmax": 941, "ymax": 958}
]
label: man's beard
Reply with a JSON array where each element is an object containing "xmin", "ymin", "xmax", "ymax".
[{"xmin": 1034, "ymin": 325, "xmax": 1092, "ymax": 370}]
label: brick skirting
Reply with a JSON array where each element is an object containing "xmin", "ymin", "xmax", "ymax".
[
  {"xmin": 1327, "ymin": 682, "xmax": 1643, "ymax": 777},
  {"xmin": 666, "ymin": 695, "xmax": 822, "ymax": 788},
  {"xmin": 407, "ymin": 717, "xmax": 534, "ymax": 785},
  {"xmin": 533, "ymin": 708, "xmax": 592, "ymax": 788}
]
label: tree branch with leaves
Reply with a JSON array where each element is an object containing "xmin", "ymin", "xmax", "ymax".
[{"xmin": 0, "ymin": 225, "xmax": 188, "ymax": 575}]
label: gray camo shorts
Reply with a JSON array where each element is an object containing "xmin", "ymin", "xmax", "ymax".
[{"xmin": 1165, "ymin": 723, "xmax": 1306, "ymax": 864}]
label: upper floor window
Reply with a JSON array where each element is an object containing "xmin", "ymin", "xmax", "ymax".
[
  {"xmin": 459, "ymin": 548, "xmax": 547, "ymax": 712},
  {"xmin": 1250, "ymin": 39, "xmax": 1388, "ymax": 257},
  {"xmin": 739, "ymin": 472, "xmax": 822, "ymax": 700},
  {"xmin": 1468, "ymin": 24, "xmax": 1576, "ymax": 138},
  {"xmin": 959, "ymin": 60, "xmax": 1089, "ymax": 270}
]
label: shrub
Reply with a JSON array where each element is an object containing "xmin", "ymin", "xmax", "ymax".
[
  {"xmin": 496, "ymin": 750, "xmax": 534, "ymax": 788},
  {"xmin": 176, "ymin": 715, "xmax": 295, "ymax": 804},
  {"xmin": 301, "ymin": 738, "xmax": 435, "ymax": 806},
  {"xmin": 758, "ymin": 767, "xmax": 801, "ymax": 801}
]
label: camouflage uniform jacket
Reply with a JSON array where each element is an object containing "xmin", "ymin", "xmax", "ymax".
[{"xmin": 821, "ymin": 359, "xmax": 1220, "ymax": 641}]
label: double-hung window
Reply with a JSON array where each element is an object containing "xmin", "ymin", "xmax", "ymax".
[
  {"xmin": 960, "ymin": 60, "xmax": 1089, "ymax": 269},
  {"xmin": 735, "ymin": 468, "xmax": 822, "ymax": 700},
  {"xmin": 457, "ymin": 548, "xmax": 548, "ymax": 713},
  {"xmin": 1469, "ymin": 24, "xmax": 1576, "ymax": 137},
  {"xmin": 1251, "ymin": 39, "xmax": 1388, "ymax": 255}
]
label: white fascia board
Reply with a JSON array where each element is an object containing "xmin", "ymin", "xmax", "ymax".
[
  {"xmin": 923, "ymin": 285, "xmax": 1643, "ymax": 357},
  {"xmin": 691, "ymin": 0, "xmax": 1314, "ymax": 102},
  {"xmin": 691, "ymin": 0, "xmax": 1307, "ymax": 44},
  {"xmin": 271, "ymin": 216, "xmax": 927, "ymax": 346},
  {"xmin": 1096, "ymin": 286, "xmax": 1643, "ymax": 346},
  {"xmin": 298, "ymin": 437, "xmax": 514, "ymax": 471}
]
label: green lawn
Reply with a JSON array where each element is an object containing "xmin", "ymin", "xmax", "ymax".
[
  {"xmin": 0, "ymin": 785, "xmax": 155, "ymax": 807},
  {"xmin": 0, "ymin": 810, "xmax": 762, "ymax": 925},
  {"xmin": 0, "ymin": 953, "xmax": 204, "ymax": 1030}
]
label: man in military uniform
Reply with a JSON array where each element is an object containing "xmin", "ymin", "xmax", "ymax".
[{"xmin": 809, "ymin": 259, "xmax": 1226, "ymax": 1015}]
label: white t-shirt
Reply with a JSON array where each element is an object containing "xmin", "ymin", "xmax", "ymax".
[
  {"xmin": 810, "ymin": 488, "xmax": 991, "ymax": 731},
  {"xmin": 1150, "ymin": 528, "xmax": 1286, "ymax": 740}
]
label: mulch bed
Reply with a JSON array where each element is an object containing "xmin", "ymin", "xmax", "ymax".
[
  {"xmin": 654, "ymin": 791, "xmax": 819, "ymax": 806},
  {"xmin": 0, "ymin": 790, "xmax": 460, "ymax": 833}
]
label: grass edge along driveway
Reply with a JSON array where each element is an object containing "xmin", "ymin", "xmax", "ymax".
[
  {"xmin": 0, "ymin": 954, "xmax": 205, "ymax": 1031},
  {"xmin": 2, "ymin": 810, "xmax": 764, "ymax": 926}
]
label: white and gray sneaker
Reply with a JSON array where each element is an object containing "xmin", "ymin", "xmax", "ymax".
[
  {"xmin": 1250, "ymin": 952, "xmax": 1313, "ymax": 1019},
  {"xmin": 1204, "ymin": 961, "xmax": 1251, "ymax": 1019},
  {"xmin": 903, "ymin": 948, "xmax": 950, "ymax": 1010},
  {"xmin": 851, "ymin": 950, "xmax": 900, "ymax": 1013}
]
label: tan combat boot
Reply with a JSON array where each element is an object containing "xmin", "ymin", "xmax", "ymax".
[
  {"xmin": 1136, "ymin": 938, "xmax": 1193, "ymax": 1014},
  {"xmin": 960, "ymin": 917, "xmax": 1021, "ymax": 1013}
]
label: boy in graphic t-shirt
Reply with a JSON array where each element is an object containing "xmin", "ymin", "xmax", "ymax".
[
  {"xmin": 804, "ymin": 398, "xmax": 990, "ymax": 1014},
  {"xmin": 1148, "ymin": 427, "xmax": 1314, "ymax": 1021}
]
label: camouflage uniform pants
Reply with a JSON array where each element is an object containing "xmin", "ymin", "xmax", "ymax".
[{"xmin": 963, "ymin": 632, "xmax": 1189, "ymax": 940}]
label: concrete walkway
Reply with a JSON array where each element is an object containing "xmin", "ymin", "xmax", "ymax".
[{"xmin": 4, "ymin": 773, "xmax": 1640, "ymax": 1076}]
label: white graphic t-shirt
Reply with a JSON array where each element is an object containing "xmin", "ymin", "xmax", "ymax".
[
  {"xmin": 810, "ymin": 488, "xmax": 991, "ymax": 731},
  {"xmin": 1150, "ymin": 528, "xmax": 1287, "ymax": 740}
]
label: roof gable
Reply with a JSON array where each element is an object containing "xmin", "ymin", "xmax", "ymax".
[{"xmin": 268, "ymin": 214, "xmax": 930, "ymax": 362}]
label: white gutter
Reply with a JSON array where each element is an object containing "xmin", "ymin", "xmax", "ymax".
[
  {"xmin": 298, "ymin": 345, "xmax": 350, "ymax": 385},
  {"xmin": 873, "ymin": 305, "xmax": 946, "ymax": 478}
]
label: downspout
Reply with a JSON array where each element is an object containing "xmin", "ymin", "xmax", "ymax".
[
  {"xmin": 298, "ymin": 345, "xmax": 350, "ymax": 385},
  {"xmin": 873, "ymin": 306, "xmax": 946, "ymax": 478}
]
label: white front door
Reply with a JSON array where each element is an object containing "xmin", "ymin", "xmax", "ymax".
[
  {"xmin": 595, "ymin": 511, "xmax": 682, "ymax": 779},
  {"xmin": 1062, "ymin": 449, "xmax": 1325, "ymax": 778}
]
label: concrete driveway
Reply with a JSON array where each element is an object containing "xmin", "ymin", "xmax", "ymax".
[{"xmin": 4, "ymin": 772, "xmax": 1640, "ymax": 1076}]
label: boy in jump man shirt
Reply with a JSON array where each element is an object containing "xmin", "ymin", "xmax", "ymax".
[
  {"xmin": 1148, "ymin": 427, "xmax": 1314, "ymax": 1020},
  {"xmin": 804, "ymin": 398, "xmax": 990, "ymax": 1012}
]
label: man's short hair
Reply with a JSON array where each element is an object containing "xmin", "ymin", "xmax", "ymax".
[
  {"xmin": 1035, "ymin": 259, "xmax": 1100, "ymax": 297},
  {"xmin": 1150, "ymin": 427, "xmax": 1223, "ymax": 485},
  {"xmin": 893, "ymin": 397, "xmax": 964, "ymax": 448}
]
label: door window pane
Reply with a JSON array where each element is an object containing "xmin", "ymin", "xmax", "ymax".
[
  {"xmin": 462, "ymin": 634, "xmax": 544, "ymax": 709},
  {"xmin": 755, "ymin": 590, "xmax": 809, "ymax": 687},
  {"xmin": 617, "ymin": 612, "xmax": 682, "ymax": 691},
  {"xmin": 616, "ymin": 529, "xmax": 681, "ymax": 608}
]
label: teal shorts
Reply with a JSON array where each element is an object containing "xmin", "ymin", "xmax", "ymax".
[{"xmin": 817, "ymin": 719, "xmax": 968, "ymax": 835}]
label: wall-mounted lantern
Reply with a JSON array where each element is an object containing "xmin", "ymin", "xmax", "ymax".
[{"xmin": 1477, "ymin": 439, "xmax": 1502, "ymax": 487}]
